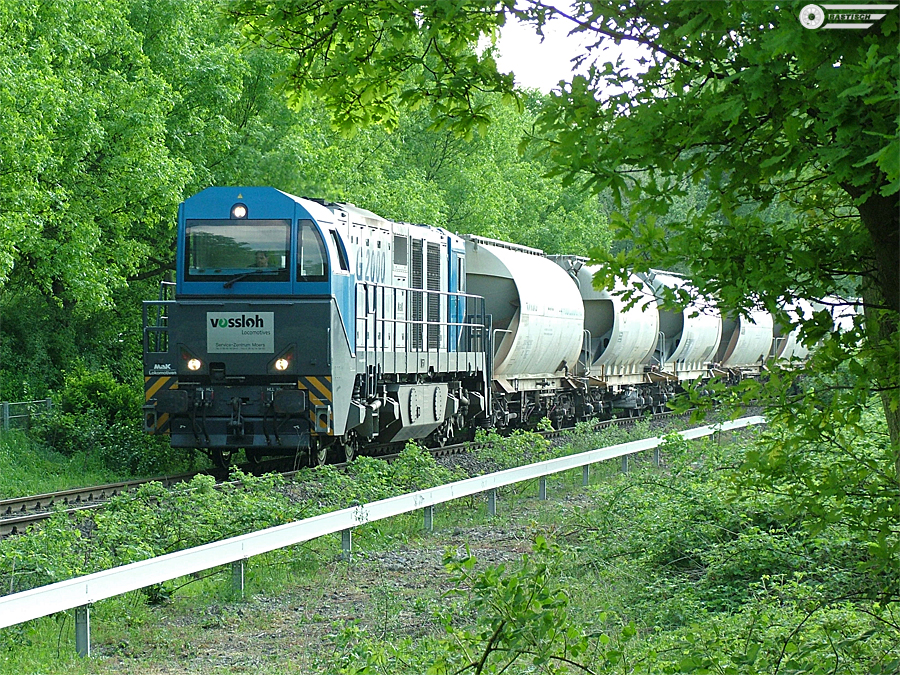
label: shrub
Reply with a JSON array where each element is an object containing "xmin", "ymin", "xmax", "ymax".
[
  {"xmin": 31, "ymin": 367, "xmax": 193, "ymax": 475},
  {"xmin": 473, "ymin": 427, "xmax": 551, "ymax": 470},
  {"xmin": 54, "ymin": 368, "xmax": 140, "ymax": 425},
  {"xmin": 391, "ymin": 441, "xmax": 465, "ymax": 492}
]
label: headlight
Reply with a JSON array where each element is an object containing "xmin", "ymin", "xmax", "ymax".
[
  {"xmin": 231, "ymin": 203, "xmax": 248, "ymax": 219},
  {"xmin": 268, "ymin": 345, "xmax": 295, "ymax": 374},
  {"xmin": 187, "ymin": 358, "xmax": 202, "ymax": 371}
]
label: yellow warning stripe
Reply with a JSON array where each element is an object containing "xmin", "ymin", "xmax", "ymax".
[
  {"xmin": 145, "ymin": 375, "xmax": 177, "ymax": 401},
  {"xmin": 309, "ymin": 377, "xmax": 333, "ymax": 402},
  {"xmin": 144, "ymin": 376, "xmax": 178, "ymax": 435},
  {"xmin": 298, "ymin": 376, "xmax": 333, "ymax": 435},
  {"xmin": 298, "ymin": 376, "xmax": 332, "ymax": 403}
]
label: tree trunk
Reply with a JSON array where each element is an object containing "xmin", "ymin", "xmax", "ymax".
[
  {"xmin": 869, "ymin": 309, "xmax": 900, "ymax": 485},
  {"xmin": 856, "ymin": 192, "xmax": 899, "ymax": 315},
  {"xmin": 856, "ymin": 191, "xmax": 899, "ymax": 484},
  {"xmin": 848, "ymin": 190, "xmax": 900, "ymax": 482}
]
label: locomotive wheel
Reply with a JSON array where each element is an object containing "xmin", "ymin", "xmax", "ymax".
[
  {"xmin": 212, "ymin": 447, "xmax": 235, "ymax": 469},
  {"xmin": 343, "ymin": 437, "xmax": 358, "ymax": 463},
  {"xmin": 311, "ymin": 440, "xmax": 328, "ymax": 467}
]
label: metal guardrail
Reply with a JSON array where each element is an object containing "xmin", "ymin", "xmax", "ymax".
[
  {"xmin": 1, "ymin": 400, "xmax": 52, "ymax": 431},
  {"xmin": 0, "ymin": 416, "xmax": 765, "ymax": 655}
]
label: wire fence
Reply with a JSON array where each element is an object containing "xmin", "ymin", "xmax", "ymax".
[{"xmin": 0, "ymin": 400, "xmax": 52, "ymax": 431}]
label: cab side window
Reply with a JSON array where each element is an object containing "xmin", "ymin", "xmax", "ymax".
[
  {"xmin": 330, "ymin": 230, "xmax": 349, "ymax": 272},
  {"xmin": 298, "ymin": 219, "xmax": 328, "ymax": 282}
]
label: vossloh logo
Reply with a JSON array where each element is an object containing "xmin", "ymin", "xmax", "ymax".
[
  {"xmin": 207, "ymin": 311, "xmax": 274, "ymax": 354},
  {"xmin": 209, "ymin": 314, "xmax": 266, "ymax": 329}
]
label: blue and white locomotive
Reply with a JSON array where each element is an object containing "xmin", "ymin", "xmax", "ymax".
[
  {"xmin": 143, "ymin": 186, "xmax": 792, "ymax": 467},
  {"xmin": 144, "ymin": 187, "xmax": 492, "ymax": 466}
]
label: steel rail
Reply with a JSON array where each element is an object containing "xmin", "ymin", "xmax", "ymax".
[{"xmin": 0, "ymin": 474, "xmax": 199, "ymax": 516}]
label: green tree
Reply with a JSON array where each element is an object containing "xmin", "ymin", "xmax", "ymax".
[
  {"xmin": 0, "ymin": 0, "xmax": 310, "ymax": 395},
  {"xmin": 225, "ymin": 0, "xmax": 899, "ymax": 474},
  {"xmin": 227, "ymin": 0, "xmax": 516, "ymax": 135},
  {"xmin": 529, "ymin": 2, "xmax": 899, "ymax": 469},
  {"xmin": 0, "ymin": 0, "xmax": 605, "ymax": 401},
  {"xmin": 322, "ymin": 101, "xmax": 610, "ymax": 254},
  {"xmin": 0, "ymin": 0, "xmax": 187, "ymax": 315}
]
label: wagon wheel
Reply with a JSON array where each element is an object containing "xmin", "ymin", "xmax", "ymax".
[
  {"xmin": 245, "ymin": 448, "xmax": 261, "ymax": 465},
  {"xmin": 433, "ymin": 419, "xmax": 454, "ymax": 447}
]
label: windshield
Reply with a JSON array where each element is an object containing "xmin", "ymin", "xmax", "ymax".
[{"xmin": 185, "ymin": 219, "xmax": 291, "ymax": 282}]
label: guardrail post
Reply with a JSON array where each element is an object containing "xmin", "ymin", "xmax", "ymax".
[
  {"xmin": 539, "ymin": 476, "xmax": 547, "ymax": 500},
  {"xmin": 423, "ymin": 505, "xmax": 434, "ymax": 533},
  {"xmin": 653, "ymin": 447, "xmax": 660, "ymax": 467},
  {"xmin": 2, "ymin": 402, "xmax": 9, "ymax": 431},
  {"xmin": 231, "ymin": 559, "xmax": 245, "ymax": 598},
  {"xmin": 75, "ymin": 605, "xmax": 90, "ymax": 657},
  {"xmin": 341, "ymin": 529, "xmax": 352, "ymax": 561},
  {"xmin": 582, "ymin": 465, "xmax": 590, "ymax": 486},
  {"xmin": 487, "ymin": 489, "xmax": 497, "ymax": 517},
  {"xmin": 621, "ymin": 454, "xmax": 629, "ymax": 473}
]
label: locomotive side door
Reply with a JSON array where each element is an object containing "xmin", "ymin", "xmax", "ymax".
[{"xmin": 449, "ymin": 245, "xmax": 466, "ymax": 351}]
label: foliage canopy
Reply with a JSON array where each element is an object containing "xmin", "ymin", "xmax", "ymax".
[
  {"xmin": 226, "ymin": 0, "xmax": 900, "ymax": 468},
  {"xmin": 0, "ymin": 0, "xmax": 606, "ymax": 400}
]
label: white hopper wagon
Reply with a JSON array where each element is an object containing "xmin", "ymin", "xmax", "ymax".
[
  {"xmin": 464, "ymin": 237, "xmax": 583, "ymax": 393},
  {"xmin": 642, "ymin": 270, "xmax": 723, "ymax": 381}
]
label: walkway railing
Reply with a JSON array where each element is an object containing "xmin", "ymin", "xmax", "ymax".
[{"xmin": 0, "ymin": 416, "xmax": 765, "ymax": 655}]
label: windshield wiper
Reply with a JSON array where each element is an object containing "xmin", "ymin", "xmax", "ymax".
[{"xmin": 222, "ymin": 269, "xmax": 276, "ymax": 289}]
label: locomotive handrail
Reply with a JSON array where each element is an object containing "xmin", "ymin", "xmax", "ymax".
[
  {"xmin": 354, "ymin": 281, "xmax": 487, "ymax": 357},
  {"xmin": 0, "ymin": 415, "xmax": 765, "ymax": 655},
  {"xmin": 142, "ymin": 280, "xmax": 176, "ymax": 354},
  {"xmin": 353, "ymin": 279, "xmax": 487, "ymax": 302},
  {"xmin": 491, "ymin": 328, "xmax": 513, "ymax": 358},
  {"xmin": 142, "ymin": 299, "xmax": 174, "ymax": 355}
]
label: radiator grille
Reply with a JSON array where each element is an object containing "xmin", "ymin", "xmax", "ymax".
[{"xmin": 410, "ymin": 239, "xmax": 424, "ymax": 349}]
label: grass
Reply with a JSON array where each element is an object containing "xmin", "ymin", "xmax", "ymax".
[
  {"xmin": 0, "ymin": 426, "xmax": 634, "ymax": 671},
  {"xmin": 0, "ymin": 430, "xmax": 133, "ymax": 500},
  {"xmin": 4, "ymin": 421, "xmax": 818, "ymax": 674}
]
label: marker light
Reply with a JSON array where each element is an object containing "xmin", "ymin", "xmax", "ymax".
[
  {"xmin": 231, "ymin": 203, "xmax": 248, "ymax": 219},
  {"xmin": 187, "ymin": 358, "xmax": 202, "ymax": 371},
  {"xmin": 274, "ymin": 358, "xmax": 290, "ymax": 371}
]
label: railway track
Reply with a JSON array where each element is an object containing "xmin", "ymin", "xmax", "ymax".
[
  {"xmin": 0, "ymin": 410, "xmax": 693, "ymax": 537},
  {"xmin": 0, "ymin": 473, "xmax": 201, "ymax": 537}
]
